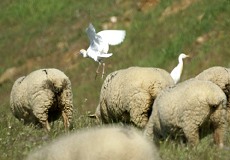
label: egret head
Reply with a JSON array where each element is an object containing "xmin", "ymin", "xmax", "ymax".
[
  {"xmin": 79, "ymin": 49, "xmax": 88, "ymax": 58},
  {"xmin": 179, "ymin": 53, "xmax": 190, "ymax": 59}
]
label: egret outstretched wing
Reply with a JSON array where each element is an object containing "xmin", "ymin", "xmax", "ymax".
[
  {"xmin": 97, "ymin": 30, "xmax": 126, "ymax": 45},
  {"xmin": 86, "ymin": 23, "xmax": 103, "ymax": 44},
  {"xmin": 80, "ymin": 23, "xmax": 126, "ymax": 79}
]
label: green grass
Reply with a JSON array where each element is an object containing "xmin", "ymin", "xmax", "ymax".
[{"xmin": 0, "ymin": 0, "xmax": 230, "ymax": 159}]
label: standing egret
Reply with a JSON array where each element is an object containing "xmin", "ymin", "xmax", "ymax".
[
  {"xmin": 170, "ymin": 53, "xmax": 189, "ymax": 84},
  {"xmin": 79, "ymin": 23, "xmax": 126, "ymax": 79}
]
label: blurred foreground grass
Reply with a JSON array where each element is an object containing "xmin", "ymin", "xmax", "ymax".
[{"xmin": 0, "ymin": 0, "xmax": 230, "ymax": 159}]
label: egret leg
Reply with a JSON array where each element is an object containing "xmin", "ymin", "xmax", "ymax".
[
  {"xmin": 95, "ymin": 62, "xmax": 101, "ymax": 80},
  {"xmin": 101, "ymin": 63, "xmax": 105, "ymax": 79}
]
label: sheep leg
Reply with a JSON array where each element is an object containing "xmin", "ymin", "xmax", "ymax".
[
  {"xmin": 62, "ymin": 111, "xmax": 69, "ymax": 131},
  {"xmin": 144, "ymin": 115, "xmax": 154, "ymax": 141},
  {"xmin": 129, "ymin": 93, "xmax": 152, "ymax": 128},
  {"xmin": 211, "ymin": 114, "xmax": 226, "ymax": 148},
  {"xmin": 45, "ymin": 120, "xmax": 51, "ymax": 132},
  {"xmin": 144, "ymin": 108, "xmax": 163, "ymax": 145},
  {"xmin": 210, "ymin": 105, "xmax": 226, "ymax": 148},
  {"xmin": 130, "ymin": 109, "xmax": 149, "ymax": 128},
  {"xmin": 31, "ymin": 89, "xmax": 54, "ymax": 132},
  {"xmin": 60, "ymin": 87, "xmax": 73, "ymax": 130},
  {"xmin": 39, "ymin": 115, "xmax": 51, "ymax": 132},
  {"xmin": 213, "ymin": 126, "xmax": 224, "ymax": 148},
  {"xmin": 32, "ymin": 107, "xmax": 51, "ymax": 132},
  {"xmin": 183, "ymin": 126, "xmax": 199, "ymax": 147}
]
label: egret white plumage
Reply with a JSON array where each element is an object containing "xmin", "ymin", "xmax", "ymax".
[
  {"xmin": 170, "ymin": 53, "xmax": 189, "ymax": 84},
  {"xmin": 79, "ymin": 23, "xmax": 126, "ymax": 79}
]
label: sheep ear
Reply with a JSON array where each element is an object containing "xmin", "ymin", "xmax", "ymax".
[{"xmin": 88, "ymin": 114, "xmax": 97, "ymax": 119}]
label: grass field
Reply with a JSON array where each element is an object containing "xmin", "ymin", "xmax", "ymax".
[{"xmin": 0, "ymin": 0, "xmax": 230, "ymax": 159}]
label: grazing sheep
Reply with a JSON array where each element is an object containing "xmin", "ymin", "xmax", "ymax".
[
  {"xmin": 26, "ymin": 125, "xmax": 160, "ymax": 160},
  {"xmin": 144, "ymin": 79, "xmax": 227, "ymax": 148},
  {"xmin": 195, "ymin": 66, "xmax": 230, "ymax": 122},
  {"xmin": 10, "ymin": 68, "xmax": 74, "ymax": 132},
  {"xmin": 92, "ymin": 66, "xmax": 174, "ymax": 128}
]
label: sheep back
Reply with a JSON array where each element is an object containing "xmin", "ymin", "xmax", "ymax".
[
  {"xmin": 10, "ymin": 68, "xmax": 74, "ymax": 131},
  {"xmin": 97, "ymin": 66, "xmax": 174, "ymax": 128},
  {"xmin": 26, "ymin": 125, "xmax": 160, "ymax": 160},
  {"xmin": 195, "ymin": 66, "xmax": 230, "ymax": 94},
  {"xmin": 145, "ymin": 79, "xmax": 227, "ymax": 147}
]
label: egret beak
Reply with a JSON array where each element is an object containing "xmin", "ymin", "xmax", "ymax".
[
  {"xmin": 73, "ymin": 50, "xmax": 80, "ymax": 56},
  {"xmin": 185, "ymin": 54, "xmax": 191, "ymax": 63}
]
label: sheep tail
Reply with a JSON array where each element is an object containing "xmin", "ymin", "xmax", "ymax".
[{"xmin": 42, "ymin": 69, "xmax": 67, "ymax": 94}]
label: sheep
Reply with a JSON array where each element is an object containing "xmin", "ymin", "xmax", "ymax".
[
  {"xmin": 10, "ymin": 68, "xmax": 74, "ymax": 132},
  {"xmin": 91, "ymin": 66, "xmax": 174, "ymax": 128},
  {"xmin": 26, "ymin": 125, "xmax": 160, "ymax": 160},
  {"xmin": 144, "ymin": 79, "xmax": 227, "ymax": 148},
  {"xmin": 195, "ymin": 66, "xmax": 230, "ymax": 122}
]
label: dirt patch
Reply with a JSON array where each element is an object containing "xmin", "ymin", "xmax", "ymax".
[
  {"xmin": 137, "ymin": 0, "xmax": 160, "ymax": 12},
  {"xmin": 159, "ymin": 0, "xmax": 197, "ymax": 21},
  {"xmin": 0, "ymin": 41, "xmax": 82, "ymax": 85}
]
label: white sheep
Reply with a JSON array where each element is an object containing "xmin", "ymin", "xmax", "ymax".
[
  {"xmin": 10, "ymin": 68, "xmax": 74, "ymax": 132},
  {"xmin": 26, "ymin": 125, "xmax": 160, "ymax": 160},
  {"xmin": 195, "ymin": 66, "xmax": 230, "ymax": 122},
  {"xmin": 144, "ymin": 79, "xmax": 227, "ymax": 148},
  {"xmin": 91, "ymin": 66, "xmax": 174, "ymax": 128}
]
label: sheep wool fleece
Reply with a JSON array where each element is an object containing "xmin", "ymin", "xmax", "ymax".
[
  {"xmin": 96, "ymin": 66, "xmax": 174, "ymax": 128},
  {"xmin": 144, "ymin": 79, "xmax": 227, "ymax": 148},
  {"xmin": 26, "ymin": 125, "xmax": 160, "ymax": 160},
  {"xmin": 195, "ymin": 66, "xmax": 230, "ymax": 122},
  {"xmin": 10, "ymin": 68, "xmax": 73, "ymax": 131}
]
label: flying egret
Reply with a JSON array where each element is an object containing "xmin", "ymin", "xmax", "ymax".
[
  {"xmin": 170, "ymin": 53, "xmax": 189, "ymax": 84},
  {"xmin": 79, "ymin": 23, "xmax": 126, "ymax": 79}
]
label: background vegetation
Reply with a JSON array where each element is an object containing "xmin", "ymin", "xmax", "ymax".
[{"xmin": 0, "ymin": 0, "xmax": 230, "ymax": 159}]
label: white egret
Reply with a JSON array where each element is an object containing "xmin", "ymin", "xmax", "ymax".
[
  {"xmin": 79, "ymin": 23, "xmax": 126, "ymax": 79},
  {"xmin": 170, "ymin": 53, "xmax": 189, "ymax": 84}
]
